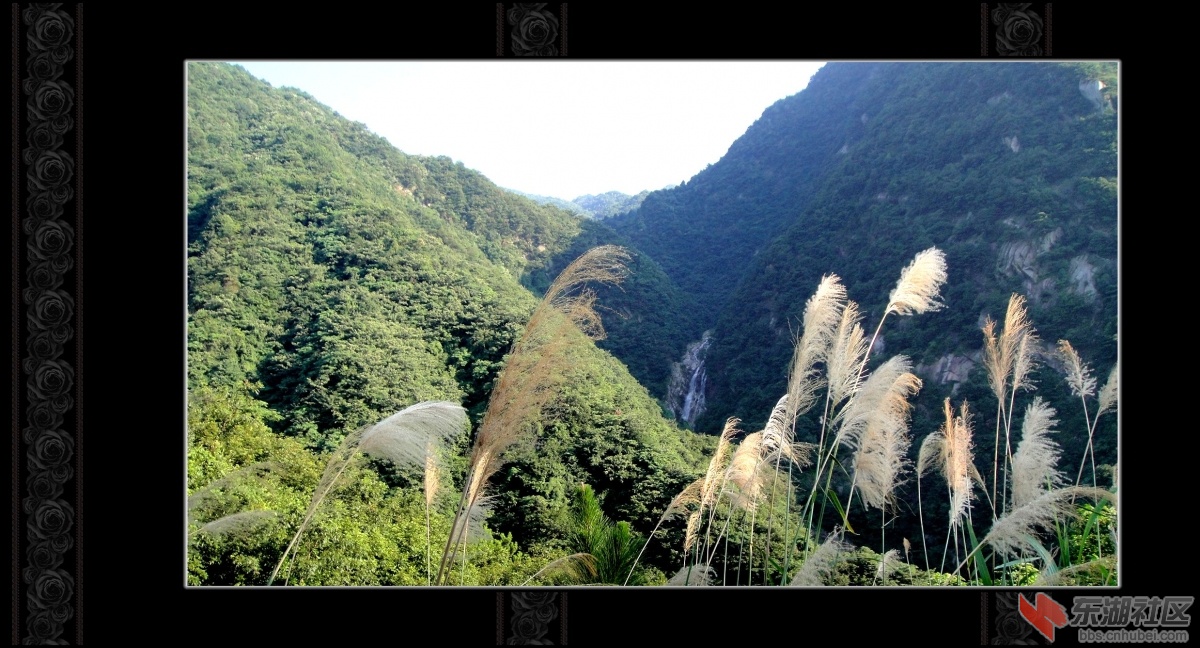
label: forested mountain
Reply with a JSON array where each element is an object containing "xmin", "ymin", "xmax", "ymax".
[
  {"xmin": 509, "ymin": 188, "xmax": 652, "ymax": 220},
  {"xmin": 609, "ymin": 62, "xmax": 1118, "ymax": 571},
  {"xmin": 186, "ymin": 63, "xmax": 710, "ymax": 585},
  {"xmin": 187, "ymin": 61, "xmax": 1118, "ymax": 587},
  {"xmin": 572, "ymin": 190, "xmax": 652, "ymax": 219},
  {"xmin": 610, "ymin": 62, "xmax": 1117, "ymax": 440}
]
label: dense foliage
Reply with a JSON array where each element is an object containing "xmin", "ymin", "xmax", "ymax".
[
  {"xmin": 186, "ymin": 63, "xmax": 710, "ymax": 585},
  {"xmin": 186, "ymin": 61, "xmax": 1117, "ymax": 586}
]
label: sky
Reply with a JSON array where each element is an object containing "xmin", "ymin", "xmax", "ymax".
[{"xmin": 230, "ymin": 61, "xmax": 826, "ymax": 201}]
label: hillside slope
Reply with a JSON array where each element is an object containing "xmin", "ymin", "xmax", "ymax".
[{"xmin": 186, "ymin": 63, "xmax": 711, "ymax": 584}]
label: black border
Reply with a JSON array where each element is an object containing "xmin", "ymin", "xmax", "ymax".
[{"xmin": 12, "ymin": 4, "xmax": 1151, "ymax": 645}]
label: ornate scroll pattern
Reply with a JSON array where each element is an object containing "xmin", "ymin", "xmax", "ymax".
[
  {"xmin": 19, "ymin": 3, "xmax": 78, "ymax": 644},
  {"xmin": 498, "ymin": 592, "xmax": 568, "ymax": 644}
]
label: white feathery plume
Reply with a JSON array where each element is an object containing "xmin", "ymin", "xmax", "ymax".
[
  {"xmin": 667, "ymin": 563, "xmax": 715, "ymax": 586},
  {"xmin": 1097, "ymin": 362, "xmax": 1118, "ymax": 416},
  {"xmin": 791, "ymin": 527, "xmax": 851, "ymax": 586},
  {"xmin": 826, "ymin": 301, "xmax": 870, "ymax": 411},
  {"xmin": 885, "ymin": 247, "xmax": 948, "ymax": 317},
  {"xmin": 193, "ymin": 510, "xmax": 279, "ymax": 538},
  {"xmin": 760, "ymin": 396, "xmax": 792, "ymax": 460},
  {"xmin": 875, "ymin": 548, "xmax": 904, "ymax": 584},
  {"xmin": 978, "ymin": 487, "xmax": 1111, "ymax": 559},
  {"xmin": 1057, "ymin": 340, "xmax": 1096, "ymax": 398},
  {"xmin": 787, "ymin": 275, "xmax": 847, "ymax": 421},
  {"xmin": 849, "ymin": 357, "xmax": 921, "ymax": 511},
  {"xmin": 724, "ymin": 432, "xmax": 766, "ymax": 512},
  {"xmin": 1010, "ymin": 398, "xmax": 1063, "ymax": 509},
  {"xmin": 358, "ymin": 401, "xmax": 468, "ymax": 468}
]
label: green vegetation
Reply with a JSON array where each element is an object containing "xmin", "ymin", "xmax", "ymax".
[
  {"xmin": 187, "ymin": 63, "xmax": 710, "ymax": 586},
  {"xmin": 187, "ymin": 61, "xmax": 1117, "ymax": 586}
]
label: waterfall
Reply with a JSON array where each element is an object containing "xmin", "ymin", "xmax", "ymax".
[{"xmin": 666, "ymin": 331, "xmax": 714, "ymax": 426}]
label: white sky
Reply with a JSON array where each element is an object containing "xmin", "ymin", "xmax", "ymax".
[{"xmin": 231, "ymin": 61, "xmax": 826, "ymax": 201}]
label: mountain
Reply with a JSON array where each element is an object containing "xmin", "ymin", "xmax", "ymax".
[
  {"xmin": 186, "ymin": 60, "xmax": 1119, "ymax": 584},
  {"xmin": 500, "ymin": 188, "xmax": 590, "ymax": 217},
  {"xmin": 604, "ymin": 61, "xmax": 1118, "ymax": 567},
  {"xmin": 572, "ymin": 190, "xmax": 652, "ymax": 219},
  {"xmin": 608, "ymin": 62, "xmax": 1117, "ymax": 440},
  {"xmin": 510, "ymin": 188, "xmax": 652, "ymax": 221},
  {"xmin": 186, "ymin": 62, "xmax": 711, "ymax": 584}
]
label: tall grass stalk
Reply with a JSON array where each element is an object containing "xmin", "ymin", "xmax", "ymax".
[
  {"xmin": 622, "ymin": 478, "xmax": 702, "ymax": 586},
  {"xmin": 800, "ymin": 249, "xmax": 945, "ymax": 556},
  {"xmin": 436, "ymin": 246, "xmax": 629, "ymax": 585},
  {"xmin": 268, "ymin": 401, "xmax": 466, "ymax": 586}
]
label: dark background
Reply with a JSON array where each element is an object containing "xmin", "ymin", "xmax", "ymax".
[{"xmin": 13, "ymin": 4, "xmax": 1149, "ymax": 644}]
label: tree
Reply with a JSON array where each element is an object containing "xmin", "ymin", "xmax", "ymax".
[{"xmin": 566, "ymin": 483, "xmax": 648, "ymax": 585}]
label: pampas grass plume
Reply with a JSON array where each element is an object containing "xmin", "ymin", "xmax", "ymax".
[
  {"xmin": 1010, "ymin": 398, "xmax": 1063, "ymax": 509},
  {"xmin": 790, "ymin": 527, "xmax": 850, "ymax": 586},
  {"xmin": 886, "ymin": 247, "xmax": 947, "ymax": 316}
]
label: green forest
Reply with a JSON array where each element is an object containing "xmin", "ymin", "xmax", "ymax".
[{"xmin": 187, "ymin": 61, "xmax": 1118, "ymax": 586}]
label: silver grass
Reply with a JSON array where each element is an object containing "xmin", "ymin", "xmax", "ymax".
[
  {"xmin": 854, "ymin": 422, "xmax": 914, "ymax": 512},
  {"xmin": 271, "ymin": 424, "xmax": 372, "ymax": 584},
  {"xmin": 981, "ymin": 317, "xmax": 1008, "ymax": 403},
  {"xmin": 1057, "ymin": 340, "xmax": 1096, "ymax": 398},
  {"xmin": 523, "ymin": 553, "xmax": 599, "ymax": 586},
  {"xmin": 424, "ymin": 448, "xmax": 440, "ymax": 509},
  {"xmin": 885, "ymin": 247, "xmax": 948, "ymax": 317},
  {"xmin": 850, "ymin": 357, "xmax": 921, "ymax": 511},
  {"xmin": 760, "ymin": 396, "xmax": 792, "ymax": 458},
  {"xmin": 271, "ymin": 401, "xmax": 465, "ymax": 585},
  {"xmin": 188, "ymin": 461, "xmax": 280, "ymax": 514},
  {"xmin": 1097, "ymin": 363, "xmax": 1118, "ymax": 415},
  {"xmin": 1011, "ymin": 326, "xmax": 1039, "ymax": 395},
  {"xmin": 701, "ymin": 419, "xmax": 740, "ymax": 512},
  {"xmin": 1034, "ymin": 555, "xmax": 1117, "ymax": 586},
  {"xmin": 193, "ymin": 510, "xmax": 279, "ymax": 537},
  {"xmin": 788, "ymin": 441, "xmax": 814, "ymax": 470},
  {"xmin": 667, "ymin": 563, "xmax": 715, "ymax": 586},
  {"xmin": 980, "ymin": 487, "xmax": 1111, "ymax": 559},
  {"xmin": 358, "ymin": 401, "xmax": 468, "ymax": 469},
  {"xmin": 788, "ymin": 275, "xmax": 847, "ymax": 420},
  {"xmin": 724, "ymin": 432, "xmax": 766, "ymax": 512},
  {"xmin": 440, "ymin": 246, "xmax": 631, "ymax": 584},
  {"xmin": 1011, "ymin": 398, "xmax": 1063, "ymax": 509},
  {"xmin": 462, "ymin": 494, "xmax": 496, "ymax": 543},
  {"xmin": 945, "ymin": 401, "xmax": 976, "ymax": 530},
  {"xmin": 621, "ymin": 478, "xmax": 705, "ymax": 586},
  {"xmin": 982, "ymin": 294, "xmax": 1033, "ymax": 401},
  {"xmin": 916, "ymin": 400, "xmax": 976, "ymax": 530},
  {"xmin": 837, "ymin": 356, "xmax": 920, "ymax": 453},
  {"xmin": 875, "ymin": 548, "xmax": 903, "ymax": 583},
  {"xmin": 790, "ymin": 527, "xmax": 850, "ymax": 586},
  {"xmin": 683, "ymin": 510, "xmax": 702, "ymax": 554},
  {"xmin": 826, "ymin": 301, "xmax": 870, "ymax": 410},
  {"xmin": 917, "ymin": 433, "xmax": 942, "ymax": 480}
]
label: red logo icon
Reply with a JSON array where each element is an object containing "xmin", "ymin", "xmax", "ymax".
[{"xmin": 1019, "ymin": 592, "xmax": 1069, "ymax": 642}]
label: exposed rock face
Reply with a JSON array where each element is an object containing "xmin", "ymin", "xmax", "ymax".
[
  {"xmin": 918, "ymin": 353, "xmax": 978, "ymax": 394},
  {"xmin": 1078, "ymin": 79, "xmax": 1112, "ymax": 113},
  {"xmin": 666, "ymin": 331, "xmax": 714, "ymax": 426},
  {"xmin": 1069, "ymin": 255, "xmax": 1099, "ymax": 302},
  {"xmin": 996, "ymin": 228, "xmax": 1063, "ymax": 305}
]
